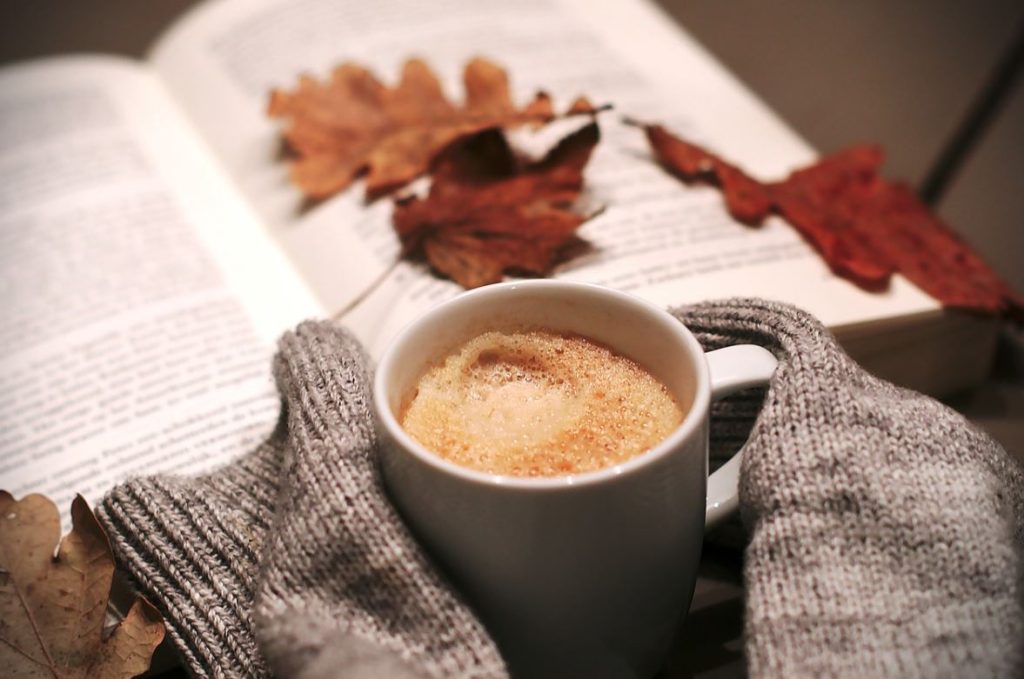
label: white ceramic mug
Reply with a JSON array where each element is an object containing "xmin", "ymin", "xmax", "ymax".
[{"xmin": 373, "ymin": 281, "xmax": 776, "ymax": 678}]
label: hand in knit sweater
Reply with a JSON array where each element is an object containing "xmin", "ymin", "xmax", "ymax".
[
  {"xmin": 97, "ymin": 301, "xmax": 1024, "ymax": 678},
  {"xmin": 99, "ymin": 323, "xmax": 505, "ymax": 679},
  {"xmin": 677, "ymin": 300, "xmax": 1024, "ymax": 676}
]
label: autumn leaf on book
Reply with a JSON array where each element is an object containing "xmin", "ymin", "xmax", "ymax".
[
  {"xmin": 393, "ymin": 122, "xmax": 600, "ymax": 289},
  {"xmin": 0, "ymin": 492, "xmax": 165, "ymax": 678},
  {"xmin": 269, "ymin": 56, "xmax": 598, "ymax": 200},
  {"xmin": 633, "ymin": 121, "xmax": 1022, "ymax": 317}
]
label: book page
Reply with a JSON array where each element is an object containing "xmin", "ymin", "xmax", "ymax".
[
  {"xmin": 0, "ymin": 57, "xmax": 320, "ymax": 517},
  {"xmin": 150, "ymin": 0, "xmax": 938, "ymax": 352}
]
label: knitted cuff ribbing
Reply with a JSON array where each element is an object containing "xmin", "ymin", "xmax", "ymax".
[{"xmin": 97, "ymin": 437, "xmax": 284, "ymax": 678}]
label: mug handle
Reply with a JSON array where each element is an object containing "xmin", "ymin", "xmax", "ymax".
[{"xmin": 703, "ymin": 345, "xmax": 778, "ymax": 529}]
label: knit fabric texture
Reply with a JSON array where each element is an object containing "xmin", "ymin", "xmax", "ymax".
[
  {"xmin": 675, "ymin": 300, "xmax": 1024, "ymax": 676},
  {"xmin": 98, "ymin": 322, "xmax": 505, "ymax": 679},
  {"xmin": 96, "ymin": 300, "xmax": 1024, "ymax": 678}
]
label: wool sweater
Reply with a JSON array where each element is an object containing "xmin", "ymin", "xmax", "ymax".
[{"xmin": 97, "ymin": 300, "xmax": 1024, "ymax": 678}]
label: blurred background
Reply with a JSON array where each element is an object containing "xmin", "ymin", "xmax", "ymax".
[
  {"xmin": 2, "ymin": 0, "xmax": 1021, "ymax": 292},
  {"xmin": 2, "ymin": 0, "xmax": 1021, "ymax": 452}
]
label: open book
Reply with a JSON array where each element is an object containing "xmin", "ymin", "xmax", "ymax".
[{"xmin": 0, "ymin": 0, "xmax": 996, "ymax": 515}]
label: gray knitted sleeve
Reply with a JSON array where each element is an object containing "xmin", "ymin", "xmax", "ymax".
[
  {"xmin": 674, "ymin": 299, "xmax": 1024, "ymax": 677},
  {"xmin": 254, "ymin": 321, "xmax": 506, "ymax": 679},
  {"xmin": 96, "ymin": 322, "xmax": 506, "ymax": 679},
  {"xmin": 95, "ymin": 302, "xmax": 1024, "ymax": 678},
  {"xmin": 98, "ymin": 435, "xmax": 283, "ymax": 677}
]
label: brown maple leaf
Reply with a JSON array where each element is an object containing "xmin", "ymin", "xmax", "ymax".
[
  {"xmin": 0, "ymin": 492, "xmax": 165, "ymax": 678},
  {"xmin": 269, "ymin": 56, "xmax": 597, "ymax": 200},
  {"xmin": 636, "ymin": 122, "xmax": 1023, "ymax": 316},
  {"xmin": 393, "ymin": 122, "xmax": 600, "ymax": 289}
]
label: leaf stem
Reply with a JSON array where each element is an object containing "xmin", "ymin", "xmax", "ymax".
[
  {"xmin": 0, "ymin": 634, "xmax": 57, "ymax": 675},
  {"xmin": 331, "ymin": 257, "xmax": 401, "ymax": 321},
  {"xmin": 11, "ymin": 574, "xmax": 60, "ymax": 677}
]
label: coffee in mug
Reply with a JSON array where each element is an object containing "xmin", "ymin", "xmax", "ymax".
[
  {"xmin": 399, "ymin": 328, "xmax": 684, "ymax": 477},
  {"xmin": 374, "ymin": 281, "xmax": 778, "ymax": 677}
]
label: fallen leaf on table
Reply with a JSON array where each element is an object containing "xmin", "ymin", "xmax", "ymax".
[
  {"xmin": 636, "ymin": 122, "xmax": 1022, "ymax": 316},
  {"xmin": 393, "ymin": 122, "xmax": 600, "ymax": 289},
  {"xmin": 269, "ymin": 56, "xmax": 598, "ymax": 200},
  {"xmin": 0, "ymin": 492, "xmax": 165, "ymax": 678}
]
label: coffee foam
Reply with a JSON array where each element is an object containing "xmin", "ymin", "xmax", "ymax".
[{"xmin": 399, "ymin": 329, "xmax": 684, "ymax": 477}]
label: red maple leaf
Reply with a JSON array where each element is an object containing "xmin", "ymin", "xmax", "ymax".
[
  {"xmin": 638, "ymin": 122, "xmax": 1022, "ymax": 316},
  {"xmin": 393, "ymin": 122, "xmax": 600, "ymax": 289}
]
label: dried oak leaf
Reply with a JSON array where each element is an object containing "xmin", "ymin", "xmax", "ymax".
[
  {"xmin": 269, "ymin": 56, "xmax": 597, "ymax": 200},
  {"xmin": 393, "ymin": 122, "xmax": 600, "ymax": 289},
  {"xmin": 639, "ymin": 123, "xmax": 1023, "ymax": 315},
  {"xmin": 0, "ymin": 492, "xmax": 165, "ymax": 678}
]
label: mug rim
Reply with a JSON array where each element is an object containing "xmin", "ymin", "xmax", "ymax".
[{"xmin": 372, "ymin": 280, "xmax": 711, "ymax": 491}]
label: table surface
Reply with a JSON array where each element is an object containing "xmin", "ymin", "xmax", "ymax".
[{"xmin": 2, "ymin": 2, "xmax": 1021, "ymax": 677}]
